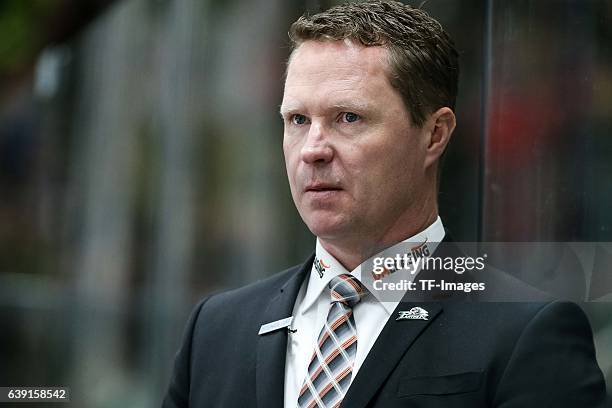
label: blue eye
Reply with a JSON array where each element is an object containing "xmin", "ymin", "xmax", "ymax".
[
  {"xmin": 341, "ymin": 112, "xmax": 360, "ymax": 123},
  {"xmin": 291, "ymin": 114, "xmax": 308, "ymax": 125}
]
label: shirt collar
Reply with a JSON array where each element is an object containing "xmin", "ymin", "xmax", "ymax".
[{"xmin": 302, "ymin": 216, "xmax": 446, "ymax": 314}]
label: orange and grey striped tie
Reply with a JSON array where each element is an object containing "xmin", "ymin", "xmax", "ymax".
[{"xmin": 298, "ymin": 274, "xmax": 366, "ymax": 408}]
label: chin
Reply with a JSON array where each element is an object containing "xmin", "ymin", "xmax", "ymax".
[{"xmin": 304, "ymin": 215, "xmax": 351, "ymax": 240}]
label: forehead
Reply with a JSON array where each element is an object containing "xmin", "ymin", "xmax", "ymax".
[{"xmin": 282, "ymin": 40, "xmax": 395, "ymax": 112}]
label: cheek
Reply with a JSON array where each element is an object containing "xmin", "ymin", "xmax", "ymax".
[
  {"xmin": 283, "ymin": 145, "xmax": 300, "ymax": 191},
  {"xmin": 343, "ymin": 153, "xmax": 384, "ymax": 196},
  {"xmin": 349, "ymin": 143, "xmax": 413, "ymax": 195},
  {"xmin": 283, "ymin": 141, "xmax": 295, "ymax": 168}
]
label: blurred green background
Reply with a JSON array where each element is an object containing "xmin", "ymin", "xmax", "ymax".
[{"xmin": 0, "ymin": 0, "xmax": 611, "ymax": 406}]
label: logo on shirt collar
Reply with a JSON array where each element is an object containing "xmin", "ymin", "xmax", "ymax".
[
  {"xmin": 410, "ymin": 237, "xmax": 430, "ymax": 258},
  {"xmin": 371, "ymin": 237, "xmax": 431, "ymax": 280},
  {"xmin": 313, "ymin": 257, "xmax": 330, "ymax": 278}
]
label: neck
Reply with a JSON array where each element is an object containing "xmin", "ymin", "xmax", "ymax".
[{"xmin": 320, "ymin": 200, "xmax": 438, "ymax": 271}]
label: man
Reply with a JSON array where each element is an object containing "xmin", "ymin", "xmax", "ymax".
[{"xmin": 163, "ymin": 1, "xmax": 610, "ymax": 407}]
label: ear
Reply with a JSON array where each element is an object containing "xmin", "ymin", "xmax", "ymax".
[{"xmin": 423, "ymin": 107, "xmax": 456, "ymax": 169}]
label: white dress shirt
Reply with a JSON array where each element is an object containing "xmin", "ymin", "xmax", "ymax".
[{"xmin": 283, "ymin": 217, "xmax": 445, "ymax": 407}]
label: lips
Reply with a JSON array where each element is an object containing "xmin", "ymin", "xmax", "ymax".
[
  {"xmin": 303, "ymin": 183, "xmax": 343, "ymax": 202},
  {"xmin": 304, "ymin": 183, "xmax": 342, "ymax": 192}
]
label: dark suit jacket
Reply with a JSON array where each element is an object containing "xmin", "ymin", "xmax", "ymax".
[{"xmin": 163, "ymin": 252, "xmax": 611, "ymax": 407}]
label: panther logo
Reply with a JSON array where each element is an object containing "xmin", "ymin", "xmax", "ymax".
[{"xmin": 396, "ymin": 307, "xmax": 429, "ymax": 321}]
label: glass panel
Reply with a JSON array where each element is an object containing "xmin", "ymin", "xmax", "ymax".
[
  {"xmin": 483, "ymin": 0, "xmax": 612, "ymax": 242},
  {"xmin": 483, "ymin": 0, "xmax": 612, "ymax": 390}
]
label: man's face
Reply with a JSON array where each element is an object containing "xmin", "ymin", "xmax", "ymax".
[{"xmin": 281, "ymin": 40, "xmax": 430, "ymax": 244}]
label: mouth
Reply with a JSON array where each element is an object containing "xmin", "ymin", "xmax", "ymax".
[
  {"xmin": 304, "ymin": 184, "xmax": 342, "ymax": 193},
  {"xmin": 303, "ymin": 183, "xmax": 343, "ymax": 202}
]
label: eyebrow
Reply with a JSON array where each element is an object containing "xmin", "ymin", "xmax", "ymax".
[
  {"xmin": 278, "ymin": 104, "xmax": 291, "ymax": 118},
  {"xmin": 279, "ymin": 102, "xmax": 304, "ymax": 117},
  {"xmin": 329, "ymin": 101, "xmax": 372, "ymax": 112},
  {"xmin": 279, "ymin": 100, "xmax": 374, "ymax": 118}
]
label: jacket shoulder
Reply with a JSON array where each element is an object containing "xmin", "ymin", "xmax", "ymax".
[{"xmin": 204, "ymin": 261, "xmax": 305, "ymax": 307}]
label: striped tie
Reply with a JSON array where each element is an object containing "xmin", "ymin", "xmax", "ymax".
[{"xmin": 298, "ymin": 274, "xmax": 365, "ymax": 408}]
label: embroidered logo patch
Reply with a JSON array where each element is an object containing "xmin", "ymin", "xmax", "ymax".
[
  {"xmin": 314, "ymin": 257, "xmax": 330, "ymax": 278},
  {"xmin": 396, "ymin": 307, "xmax": 429, "ymax": 321}
]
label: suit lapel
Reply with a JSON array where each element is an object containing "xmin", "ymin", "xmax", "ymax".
[
  {"xmin": 342, "ymin": 233, "xmax": 466, "ymax": 406},
  {"xmin": 256, "ymin": 254, "xmax": 314, "ymax": 408},
  {"xmin": 342, "ymin": 302, "xmax": 443, "ymax": 407}
]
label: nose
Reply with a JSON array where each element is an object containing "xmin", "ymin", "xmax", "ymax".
[{"xmin": 300, "ymin": 122, "xmax": 333, "ymax": 164}]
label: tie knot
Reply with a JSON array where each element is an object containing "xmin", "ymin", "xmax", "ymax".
[{"xmin": 329, "ymin": 274, "xmax": 365, "ymax": 308}]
